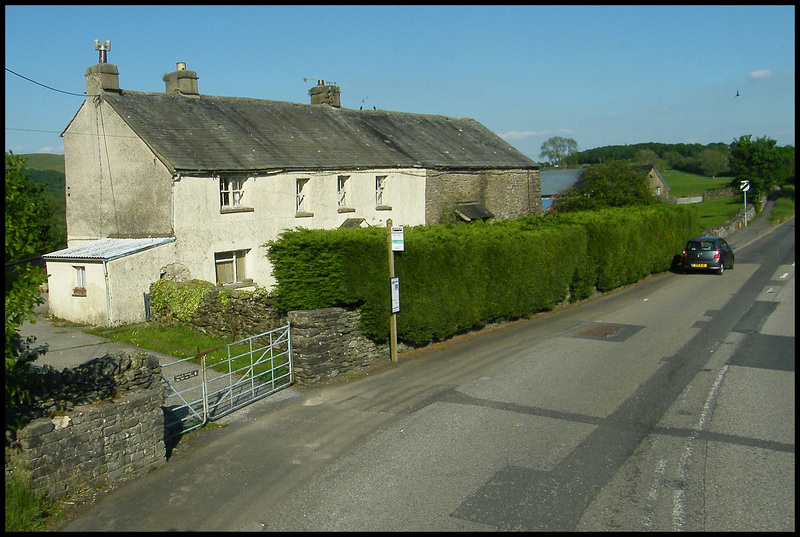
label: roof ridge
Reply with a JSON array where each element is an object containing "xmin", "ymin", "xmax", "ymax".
[{"xmin": 108, "ymin": 90, "xmax": 476, "ymax": 121}]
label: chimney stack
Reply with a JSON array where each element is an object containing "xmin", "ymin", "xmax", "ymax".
[
  {"xmin": 164, "ymin": 62, "xmax": 199, "ymax": 96},
  {"xmin": 309, "ymin": 80, "xmax": 341, "ymax": 108},
  {"xmin": 85, "ymin": 39, "xmax": 119, "ymax": 95}
]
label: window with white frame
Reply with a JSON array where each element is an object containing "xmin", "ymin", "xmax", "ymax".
[
  {"xmin": 219, "ymin": 175, "xmax": 245, "ymax": 209},
  {"xmin": 73, "ymin": 266, "xmax": 86, "ymax": 295},
  {"xmin": 337, "ymin": 175, "xmax": 349, "ymax": 208},
  {"xmin": 296, "ymin": 178, "xmax": 309, "ymax": 212},
  {"xmin": 376, "ymin": 175, "xmax": 387, "ymax": 206},
  {"xmin": 215, "ymin": 249, "xmax": 248, "ymax": 285}
]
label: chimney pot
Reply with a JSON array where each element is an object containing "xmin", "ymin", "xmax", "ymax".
[{"xmin": 164, "ymin": 63, "xmax": 199, "ymax": 96}]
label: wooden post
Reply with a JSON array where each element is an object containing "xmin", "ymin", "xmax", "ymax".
[{"xmin": 387, "ymin": 219, "xmax": 398, "ymax": 362}]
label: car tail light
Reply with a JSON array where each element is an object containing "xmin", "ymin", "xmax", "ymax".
[
  {"xmin": 681, "ymin": 250, "xmax": 688, "ymax": 259},
  {"xmin": 713, "ymin": 249, "xmax": 721, "ymax": 260}
]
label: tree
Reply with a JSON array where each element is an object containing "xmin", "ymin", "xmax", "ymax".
[
  {"xmin": 5, "ymin": 152, "xmax": 51, "ymax": 428},
  {"xmin": 633, "ymin": 149, "xmax": 659, "ymax": 167},
  {"xmin": 540, "ymin": 136, "xmax": 579, "ymax": 168},
  {"xmin": 551, "ymin": 161, "xmax": 658, "ymax": 213},
  {"xmin": 6, "ymin": 152, "xmax": 54, "ymax": 263},
  {"xmin": 728, "ymin": 135, "xmax": 783, "ymax": 204},
  {"xmin": 699, "ymin": 148, "xmax": 730, "ymax": 178},
  {"xmin": 776, "ymin": 145, "xmax": 795, "ymax": 186}
]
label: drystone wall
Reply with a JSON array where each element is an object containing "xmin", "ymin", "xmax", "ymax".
[
  {"xmin": 151, "ymin": 286, "xmax": 287, "ymax": 340},
  {"xmin": 702, "ymin": 186, "xmax": 736, "ymax": 201},
  {"xmin": 5, "ymin": 351, "xmax": 166, "ymax": 499},
  {"xmin": 704, "ymin": 203, "xmax": 758, "ymax": 239},
  {"xmin": 151, "ymin": 283, "xmax": 385, "ymax": 384},
  {"xmin": 289, "ymin": 308, "xmax": 389, "ymax": 384}
]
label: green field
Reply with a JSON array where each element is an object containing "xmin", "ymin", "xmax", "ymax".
[
  {"xmin": 20, "ymin": 153, "xmax": 65, "ymax": 174},
  {"xmin": 660, "ymin": 169, "xmax": 733, "ymax": 198}
]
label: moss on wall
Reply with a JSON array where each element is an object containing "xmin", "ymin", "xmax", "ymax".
[{"xmin": 150, "ymin": 279, "xmax": 214, "ymax": 323}]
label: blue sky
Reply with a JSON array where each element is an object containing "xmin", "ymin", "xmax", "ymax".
[{"xmin": 5, "ymin": 5, "xmax": 795, "ymax": 161}]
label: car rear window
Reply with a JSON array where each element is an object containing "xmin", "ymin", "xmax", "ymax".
[{"xmin": 687, "ymin": 241, "xmax": 715, "ymax": 251}]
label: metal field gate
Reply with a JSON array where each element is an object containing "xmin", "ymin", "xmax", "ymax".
[{"xmin": 161, "ymin": 324, "xmax": 292, "ymax": 440}]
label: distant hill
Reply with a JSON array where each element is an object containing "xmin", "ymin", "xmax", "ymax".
[
  {"xmin": 21, "ymin": 153, "xmax": 67, "ymax": 252},
  {"xmin": 21, "ymin": 153, "xmax": 65, "ymax": 174}
]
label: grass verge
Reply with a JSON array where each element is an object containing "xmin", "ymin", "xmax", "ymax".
[
  {"xmin": 769, "ymin": 184, "xmax": 795, "ymax": 224},
  {"xmin": 5, "ymin": 474, "xmax": 62, "ymax": 532},
  {"xmin": 85, "ymin": 322, "xmax": 290, "ymax": 387}
]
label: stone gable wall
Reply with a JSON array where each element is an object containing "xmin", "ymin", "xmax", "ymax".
[{"xmin": 424, "ymin": 168, "xmax": 542, "ymax": 224}]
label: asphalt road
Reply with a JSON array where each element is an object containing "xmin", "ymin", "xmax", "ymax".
[{"xmin": 34, "ymin": 206, "xmax": 794, "ymax": 531}]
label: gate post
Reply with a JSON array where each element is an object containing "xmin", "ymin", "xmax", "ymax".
[{"xmin": 201, "ymin": 355, "xmax": 209, "ymax": 425}]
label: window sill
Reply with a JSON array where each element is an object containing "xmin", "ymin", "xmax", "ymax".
[
  {"xmin": 375, "ymin": 205, "xmax": 392, "ymax": 211},
  {"xmin": 72, "ymin": 290, "xmax": 87, "ymax": 297},
  {"xmin": 217, "ymin": 280, "xmax": 255, "ymax": 290},
  {"xmin": 220, "ymin": 206, "xmax": 254, "ymax": 214},
  {"xmin": 337, "ymin": 207, "xmax": 356, "ymax": 214},
  {"xmin": 295, "ymin": 211, "xmax": 315, "ymax": 218}
]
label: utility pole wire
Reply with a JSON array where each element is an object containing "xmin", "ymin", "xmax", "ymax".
[{"xmin": 5, "ymin": 67, "xmax": 86, "ymax": 97}]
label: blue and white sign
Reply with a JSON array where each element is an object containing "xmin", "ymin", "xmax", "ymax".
[
  {"xmin": 390, "ymin": 277, "xmax": 400, "ymax": 313},
  {"xmin": 391, "ymin": 226, "xmax": 404, "ymax": 251}
]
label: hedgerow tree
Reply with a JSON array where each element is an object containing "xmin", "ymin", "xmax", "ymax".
[
  {"xmin": 728, "ymin": 135, "xmax": 783, "ymax": 207},
  {"xmin": 550, "ymin": 161, "xmax": 659, "ymax": 213},
  {"xmin": 5, "ymin": 151, "xmax": 51, "ymax": 427},
  {"xmin": 540, "ymin": 136, "xmax": 579, "ymax": 168},
  {"xmin": 699, "ymin": 148, "xmax": 730, "ymax": 178}
]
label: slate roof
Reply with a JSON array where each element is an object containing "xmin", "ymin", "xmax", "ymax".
[
  {"xmin": 454, "ymin": 202, "xmax": 495, "ymax": 222},
  {"xmin": 539, "ymin": 168, "xmax": 587, "ymax": 196},
  {"xmin": 43, "ymin": 237, "xmax": 175, "ymax": 262},
  {"xmin": 98, "ymin": 92, "xmax": 538, "ymax": 174}
]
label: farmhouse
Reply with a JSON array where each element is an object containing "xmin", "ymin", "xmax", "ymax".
[{"xmin": 44, "ymin": 53, "xmax": 540, "ymax": 326}]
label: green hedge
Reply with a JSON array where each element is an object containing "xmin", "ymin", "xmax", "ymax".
[
  {"xmin": 265, "ymin": 204, "xmax": 698, "ymax": 347},
  {"xmin": 394, "ymin": 222, "xmax": 586, "ymax": 345}
]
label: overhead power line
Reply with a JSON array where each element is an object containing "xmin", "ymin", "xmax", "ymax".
[{"xmin": 5, "ymin": 67, "xmax": 86, "ymax": 97}]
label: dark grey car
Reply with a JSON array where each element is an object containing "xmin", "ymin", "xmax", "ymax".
[{"xmin": 681, "ymin": 236, "xmax": 735, "ymax": 275}]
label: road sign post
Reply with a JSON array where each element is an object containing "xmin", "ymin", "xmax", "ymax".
[
  {"xmin": 740, "ymin": 180, "xmax": 750, "ymax": 227},
  {"xmin": 387, "ymin": 220, "xmax": 399, "ymax": 362}
]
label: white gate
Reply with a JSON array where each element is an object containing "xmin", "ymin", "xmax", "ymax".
[{"xmin": 161, "ymin": 324, "xmax": 292, "ymax": 441}]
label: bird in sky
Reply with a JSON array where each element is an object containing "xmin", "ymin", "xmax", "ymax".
[{"xmin": 735, "ymin": 89, "xmax": 740, "ymax": 98}]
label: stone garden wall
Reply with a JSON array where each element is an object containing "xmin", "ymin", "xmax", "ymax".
[
  {"xmin": 5, "ymin": 351, "xmax": 166, "ymax": 499},
  {"xmin": 151, "ymin": 283, "xmax": 391, "ymax": 385},
  {"xmin": 150, "ymin": 285, "xmax": 287, "ymax": 340},
  {"xmin": 288, "ymin": 308, "xmax": 390, "ymax": 384},
  {"xmin": 702, "ymin": 186, "xmax": 736, "ymax": 201}
]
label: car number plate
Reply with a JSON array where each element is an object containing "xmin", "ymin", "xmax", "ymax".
[{"xmin": 691, "ymin": 263, "xmax": 707, "ymax": 268}]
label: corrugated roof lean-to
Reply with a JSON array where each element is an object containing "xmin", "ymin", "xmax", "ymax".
[{"xmin": 43, "ymin": 237, "xmax": 175, "ymax": 262}]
